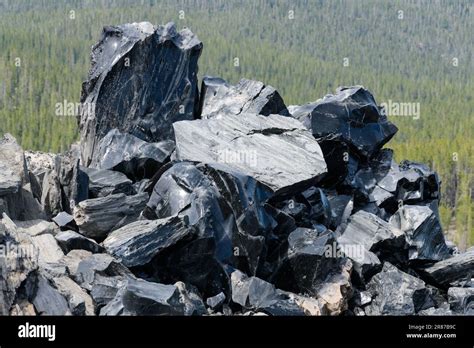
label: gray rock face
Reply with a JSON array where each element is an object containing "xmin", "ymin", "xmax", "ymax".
[
  {"xmin": 389, "ymin": 205, "xmax": 451, "ymax": 263},
  {"xmin": 422, "ymin": 250, "xmax": 474, "ymax": 288},
  {"xmin": 206, "ymin": 292, "xmax": 226, "ymax": 309},
  {"xmin": 38, "ymin": 151, "xmax": 89, "ymax": 217},
  {"xmin": 74, "ymin": 253, "xmax": 131, "ymax": 291},
  {"xmin": 175, "ymin": 281, "xmax": 207, "ymax": 316},
  {"xmin": 90, "ymin": 274, "xmax": 126, "ymax": 308},
  {"xmin": 89, "ymin": 129, "xmax": 175, "ymax": 181},
  {"xmin": 55, "ymin": 230, "xmax": 104, "ymax": 254},
  {"xmin": 173, "ymin": 112, "xmax": 327, "ymax": 195},
  {"xmin": 0, "ymin": 162, "xmax": 21, "ymax": 196},
  {"xmin": 31, "ymin": 234, "xmax": 64, "ymax": 266},
  {"xmin": 79, "ymin": 22, "xmax": 202, "ymax": 167},
  {"xmin": 52, "ymin": 211, "xmax": 76, "ymax": 230},
  {"xmin": 32, "ymin": 276, "xmax": 71, "ymax": 315},
  {"xmin": 73, "ymin": 193, "xmax": 148, "ymax": 240},
  {"xmin": 51, "ymin": 276, "xmax": 95, "ymax": 315},
  {"xmin": 103, "ymin": 216, "xmax": 195, "ymax": 268},
  {"xmin": 231, "ymin": 270, "xmax": 279, "ymax": 309},
  {"xmin": 365, "ymin": 262, "xmax": 431, "ymax": 315},
  {"xmin": 102, "ymin": 278, "xmax": 185, "ymax": 315},
  {"xmin": 0, "ymin": 214, "xmax": 39, "ymax": 315},
  {"xmin": 447, "ymin": 287, "xmax": 474, "ymax": 314},
  {"xmin": 81, "ymin": 166, "xmax": 134, "ymax": 198},
  {"xmin": 15, "ymin": 219, "xmax": 59, "ymax": 237},
  {"xmin": 337, "ymin": 210, "xmax": 405, "ymax": 279},
  {"xmin": 199, "ymin": 76, "xmax": 289, "ymax": 118}
]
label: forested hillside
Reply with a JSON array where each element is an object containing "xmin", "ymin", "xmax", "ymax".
[{"xmin": 0, "ymin": 0, "xmax": 472, "ymax": 247}]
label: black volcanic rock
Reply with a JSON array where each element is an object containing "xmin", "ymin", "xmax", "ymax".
[
  {"xmin": 145, "ymin": 162, "xmax": 275, "ymax": 294},
  {"xmin": 365, "ymin": 262, "xmax": 432, "ymax": 315},
  {"xmin": 73, "ymin": 193, "xmax": 148, "ymax": 240},
  {"xmin": 103, "ymin": 216, "xmax": 196, "ymax": 268},
  {"xmin": 447, "ymin": 287, "xmax": 474, "ymax": 314},
  {"xmin": 89, "ymin": 129, "xmax": 175, "ymax": 181},
  {"xmin": 101, "ymin": 278, "xmax": 185, "ymax": 316},
  {"xmin": 199, "ymin": 76, "xmax": 290, "ymax": 118},
  {"xmin": 173, "ymin": 112, "xmax": 327, "ymax": 195},
  {"xmin": 0, "ymin": 20, "xmax": 470, "ymax": 317},
  {"xmin": 55, "ymin": 230, "xmax": 104, "ymax": 254},
  {"xmin": 337, "ymin": 210, "xmax": 405, "ymax": 279},
  {"xmin": 304, "ymin": 86, "xmax": 398, "ymax": 158},
  {"xmin": 81, "ymin": 166, "xmax": 134, "ymax": 198},
  {"xmin": 389, "ymin": 205, "xmax": 451, "ymax": 263},
  {"xmin": 421, "ymin": 250, "xmax": 474, "ymax": 288},
  {"xmin": 271, "ymin": 227, "xmax": 353, "ymax": 312},
  {"xmin": 79, "ymin": 21, "xmax": 202, "ymax": 167}
]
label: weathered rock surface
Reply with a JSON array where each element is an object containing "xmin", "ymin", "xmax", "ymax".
[
  {"xmin": 421, "ymin": 250, "xmax": 474, "ymax": 288},
  {"xmin": 32, "ymin": 276, "xmax": 71, "ymax": 315},
  {"xmin": 103, "ymin": 216, "xmax": 195, "ymax": 268},
  {"xmin": 74, "ymin": 253, "xmax": 131, "ymax": 291},
  {"xmin": 79, "ymin": 22, "xmax": 202, "ymax": 167},
  {"xmin": 31, "ymin": 234, "xmax": 64, "ymax": 266},
  {"xmin": 0, "ymin": 214, "xmax": 38, "ymax": 315},
  {"xmin": 365, "ymin": 262, "xmax": 432, "ymax": 315},
  {"xmin": 199, "ymin": 76, "xmax": 289, "ymax": 118},
  {"xmin": 447, "ymin": 287, "xmax": 474, "ymax": 314},
  {"xmin": 51, "ymin": 276, "xmax": 95, "ymax": 315},
  {"xmin": 101, "ymin": 278, "xmax": 185, "ymax": 315},
  {"xmin": 73, "ymin": 193, "xmax": 148, "ymax": 240},
  {"xmin": 173, "ymin": 112, "xmax": 327, "ymax": 195}
]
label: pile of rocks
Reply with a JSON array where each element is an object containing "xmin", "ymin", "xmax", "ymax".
[{"xmin": 1, "ymin": 22, "xmax": 472, "ymax": 316}]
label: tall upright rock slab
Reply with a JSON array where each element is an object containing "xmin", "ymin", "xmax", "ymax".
[{"xmin": 79, "ymin": 22, "xmax": 202, "ymax": 167}]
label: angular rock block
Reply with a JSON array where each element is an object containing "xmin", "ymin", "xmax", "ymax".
[
  {"xmin": 199, "ymin": 76, "xmax": 289, "ymax": 118},
  {"xmin": 32, "ymin": 276, "xmax": 71, "ymax": 315},
  {"xmin": 447, "ymin": 287, "xmax": 474, "ymax": 314},
  {"xmin": 79, "ymin": 22, "xmax": 202, "ymax": 166},
  {"xmin": 173, "ymin": 112, "xmax": 327, "ymax": 195},
  {"xmin": 306, "ymin": 86, "xmax": 398, "ymax": 158},
  {"xmin": 146, "ymin": 161, "xmax": 275, "ymax": 280},
  {"xmin": 73, "ymin": 193, "xmax": 148, "ymax": 240},
  {"xmin": 365, "ymin": 262, "xmax": 432, "ymax": 315},
  {"xmin": 81, "ymin": 166, "xmax": 134, "ymax": 198},
  {"xmin": 389, "ymin": 205, "xmax": 451, "ymax": 263},
  {"xmin": 103, "ymin": 216, "xmax": 196, "ymax": 268},
  {"xmin": 51, "ymin": 276, "xmax": 95, "ymax": 315},
  {"xmin": 74, "ymin": 253, "xmax": 131, "ymax": 291},
  {"xmin": 271, "ymin": 228, "xmax": 352, "ymax": 306},
  {"xmin": 90, "ymin": 129, "xmax": 175, "ymax": 181},
  {"xmin": 337, "ymin": 210, "xmax": 405, "ymax": 279},
  {"xmin": 102, "ymin": 278, "xmax": 185, "ymax": 316},
  {"xmin": 355, "ymin": 151, "xmax": 441, "ymax": 211},
  {"xmin": 0, "ymin": 214, "xmax": 39, "ymax": 315},
  {"xmin": 421, "ymin": 250, "xmax": 474, "ymax": 288},
  {"xmin": 55, "ymin": 230, "xmax": 104, "ymax": 254}
]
